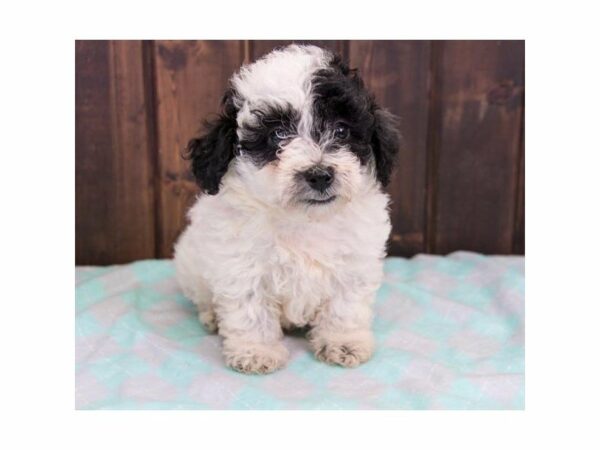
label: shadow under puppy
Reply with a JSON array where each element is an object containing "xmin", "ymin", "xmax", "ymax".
[{"xmin": 174, "ymin": 44, "xmax": 400, "ymax": 374}]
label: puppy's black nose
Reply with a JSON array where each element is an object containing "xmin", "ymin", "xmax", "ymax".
[{"xmin": 303, "ymin": 167, "xmax": 334, "ymax": 192}]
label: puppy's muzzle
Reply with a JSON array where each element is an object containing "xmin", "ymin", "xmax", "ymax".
[{"xmin": 302, "ymin": 166, "xmax": 334, "ymax": 193}]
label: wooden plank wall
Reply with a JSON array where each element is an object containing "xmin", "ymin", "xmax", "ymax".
[
  {"xmin": 75, "ymin": 40, "xmax": 525, "ymax": 265},
  {"xmin": 75, "ymin": 41, "xmax": 156, "ymax": 264}
]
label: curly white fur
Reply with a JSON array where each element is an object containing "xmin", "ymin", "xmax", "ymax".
[{"xmin": 174, "ymin": 45, "xmax": 393, "ymax": 374}]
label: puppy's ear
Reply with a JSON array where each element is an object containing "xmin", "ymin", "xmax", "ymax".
[
  {"xmin": 330, "ymin": 55, "xmax": 400, "ymax": 186},
  {"xmin": 371, "ymin": 108, "xmax": 401, "ymax": 187},
  {"xmin": 186, "ymin": 93, "xmax": 238, "ymax": 195}
]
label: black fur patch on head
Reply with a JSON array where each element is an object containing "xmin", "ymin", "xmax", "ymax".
[
  {"xmin": 311, "ymin": 54, "xmax": 400, "ymax": 186},
  {"xmin": 238, "ymin": 105, "xmax": 299, "ymax": 167},
  {"xmin": 185, "ymin": 91, "xmax": 238, "ymax": 195}
]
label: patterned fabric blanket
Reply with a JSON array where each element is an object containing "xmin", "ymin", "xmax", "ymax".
[{"xmin": 75, "ymin": 251, "xmax": 524, "ymax": 409}]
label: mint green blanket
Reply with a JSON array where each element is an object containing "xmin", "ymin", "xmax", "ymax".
[{"xmin": 75, "ymin": 251, "xmax": 524, "ymax": 409}]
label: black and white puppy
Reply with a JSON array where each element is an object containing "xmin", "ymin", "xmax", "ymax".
[{"xmin": 174, "ymin": 44, "xmax": 400, "ymax": 374}]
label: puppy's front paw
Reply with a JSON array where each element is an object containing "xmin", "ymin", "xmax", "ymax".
[
  {"xmin": 310, "ymin": 331, "xmax": 374, "ymax": 368},
  {"xmin": 223, "ymin": 340, "xmax": 289, "ymax": 375}
]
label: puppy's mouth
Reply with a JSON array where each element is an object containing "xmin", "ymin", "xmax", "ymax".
[{"xmin": 303, "ymin": 195, "xmax": 337, "ymax": 205}]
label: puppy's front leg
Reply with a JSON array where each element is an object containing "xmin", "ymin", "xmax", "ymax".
[
  {"xmin": 308, "ymin": 289, "xmax": 375, "ymax": 368},
  {"xmin": 215, "ymin": 293, "xmax": 288, "ymax": 374}
]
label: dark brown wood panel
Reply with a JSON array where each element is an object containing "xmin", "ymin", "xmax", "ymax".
[
  {"xmin": 251, "ymin": 40, "xmax": 344, "ymax": 61},
  {"xmin": 349, "ymin": 41, "xmax": 431, "ymax": 256},
  {"xmin": 513, "ymin": 121, "xmax": 525, "ymax": 254},
  {"xmin": 153, "ymin": 40, "xmax": 245, "ymax": 258},
  {"xmin": 431, "ymin": 40, "xmax": 525, "ymax": 254},
  {"xmin": 75, "ymin": 40, "xmax": 525, "ymax": 264},
  {"xmin": 75, "ymin": 40, "xmax": 156, "ymax": 265}
]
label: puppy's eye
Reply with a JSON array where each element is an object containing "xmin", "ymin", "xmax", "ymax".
[
  {"xmin": 272, "ymin": 127, "xmax": 291, "ymax": 141},
  {"xmin": 333, "ymin": 124, "xmax": 349, "ymax": 140}
]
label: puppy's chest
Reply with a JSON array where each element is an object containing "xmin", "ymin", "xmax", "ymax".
[
  {"xmin": 265, "ymin": 221, "xmax": 359, "ymax": 298},
  {"xmin": 259, "ymin": 224, "xmax": 343, "ymax": 324}
]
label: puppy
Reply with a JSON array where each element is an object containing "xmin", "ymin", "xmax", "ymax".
[{"xmin": 174, "ymin": 44, "xmax": 400, "ymax": 374}]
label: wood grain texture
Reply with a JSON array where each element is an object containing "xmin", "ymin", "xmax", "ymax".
[
  {"xmin": 431, "ymin": 40, "xmax": 525, "ymax": 254},
  {"xmin": 75, "ymin": 40, "xmax": 155, "ymax": 265},
  {"xmin": 251, "ymin": 40, "xmax": 343, "ymax": 61},
  {"xmin": 513, "ymin": 120, "xmax": 525, "ymax": 254},
  {"xmin": 153, "ymin": 40, "xmax": 245, "ymax": 258},
  {"xmin": 75, "ymin": 40, "xmax": 525, "ymax": 264},
  {"xmin": 349, "ymin": 41, "xmax": 431, "ymax": 256}
]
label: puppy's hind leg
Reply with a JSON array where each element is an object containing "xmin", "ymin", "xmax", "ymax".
[
  {"xmin": 174, "ymin": 250, "xmax": 218, "ymax": 333},
  {"xmin": 182, "ymin": 281, "xmax": 218, "ymax": 333},
  {"xmin": 197, "ymin": 298, "xmax": 218, "ymax": 333},
  {"xmin": 179, "ymin": 282, "xmax": 218, "ymax": 333}
]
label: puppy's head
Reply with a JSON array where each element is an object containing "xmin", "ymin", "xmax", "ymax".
[{"xmin": 187, "ymin": 44, "xmax": 400, "ymax": 210}]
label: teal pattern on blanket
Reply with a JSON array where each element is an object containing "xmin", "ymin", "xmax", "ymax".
[{"xmin": 75, "ymin": 252, "xmax": 525, "ymax": 409}]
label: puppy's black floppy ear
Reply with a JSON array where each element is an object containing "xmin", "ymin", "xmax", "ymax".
[
  {"xmin": 186, "ymin": 92, "xmax": 238, "ymax": 195},
  {"xmin": 371, "ymin": 108, "xmax": 401, "ymax": 187}
]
